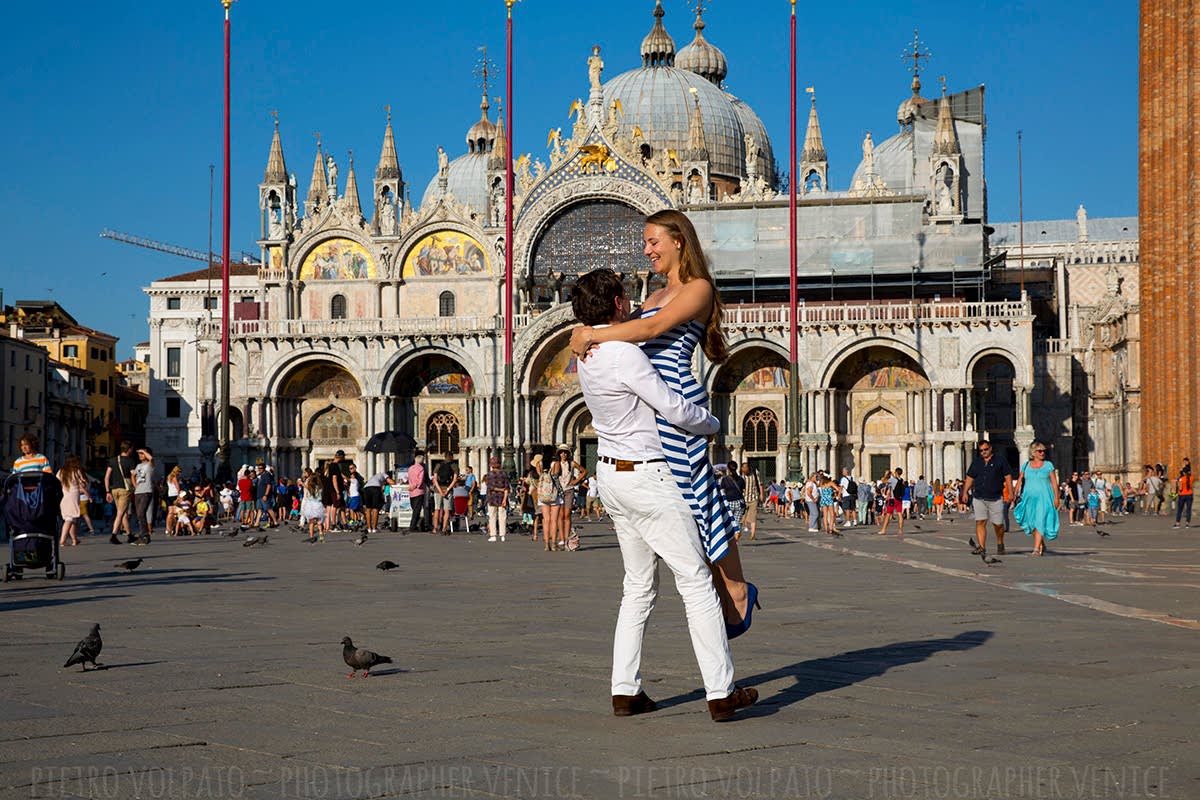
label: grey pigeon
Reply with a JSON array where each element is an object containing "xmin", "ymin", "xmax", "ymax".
[
  {"xmin": 224, "ymin": 527, "xmax": 240, "ymax": 538},
  {"xmin": 243, "ymin": 534, "xmax": 269, "ymax": 547},
  {"xmin": 115, "ymin": 558, "xmax": 143, "ymax": 573},
  {"xmin": 376, "ymin": 560, "xmax": 399, "ymax": 571},
  {"xmin": 63, "ymin": 624, "xmax": 103, "ymax": 671},
  {"xmin": 354, "ymin": 533, "xmax": 368, "ymax": 547},
  {"xmin": 341, "ymin": 636, "xmax": 393, "ymax": 678}
]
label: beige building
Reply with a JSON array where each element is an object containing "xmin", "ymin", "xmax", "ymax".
[
  {"xmin": 0, "ymin": 332, "xmax": 48, "ymax": 464},
  {"xmin": 45, "ymin": 361, "xmax": 91, "ymax": 470},
  {"xmin": 990, "ymin": 208, "xmax": 1140, "ymax": 476}
]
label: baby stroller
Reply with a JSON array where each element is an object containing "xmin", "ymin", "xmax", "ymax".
[{"xmin": 2, "ymin": 471, "xmax": 66, "ymax": 582}]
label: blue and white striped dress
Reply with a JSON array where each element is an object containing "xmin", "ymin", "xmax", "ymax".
[{"xmin": 636, "ymin": 307, "xmax": 738, "ymax": 562}]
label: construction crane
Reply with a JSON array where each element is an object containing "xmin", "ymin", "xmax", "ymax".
[{"xmin": 100, "ymin": 229, "xmax": 259, "ymax": 265}]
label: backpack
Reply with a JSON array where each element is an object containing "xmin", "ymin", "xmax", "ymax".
[{"xmin": 846, "ymin": 477, "xmax": 858, "ymax": 497}]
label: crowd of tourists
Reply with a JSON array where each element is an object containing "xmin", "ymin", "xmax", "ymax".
[
  {"xmin": 1, "ymin": 438, "xmax": 419, "ymax": 547},
  {"xmin": 6, "ymin": 430, "xmax": 1198, "ymax": 554}
]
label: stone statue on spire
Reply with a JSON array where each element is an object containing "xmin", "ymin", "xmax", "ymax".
[
  {"xmin": 326, "ymin": 155, "xmax": 338, "ymax": 197},
  {"xmin": 588, "ymin": 45, "xmax": 604, "ymax": 93}
]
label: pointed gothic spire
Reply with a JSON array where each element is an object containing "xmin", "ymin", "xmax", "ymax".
[
  {"xmin": 490, "ymin": 104, "xmax": 508, "ymax": 170},
  {"xmin": 306, "ymin": 136, "xmax": 328, "ymax": 207},
  {"xmin": 686, "ymin": 88, "xmax": 708, "ymax": 159},
  {"xmin": 343, "ymin": 151, "xmax": 362, "ymax": 217},
  {"xmin": 802, "ymin": 94, "xmax": 827, "ymax": 163},
  {"xmin": 264, "ymin": 116, "xmax": 287, "ymax": 183},
  {"xmin": 932, "ymin": 81, "xmax": 960, "ymax": 156},
  {"xmin": 641, "ymin": 0, "xmax": 675, "ymax": 67},
  {"xmin": 376, "ymin": 106, "xmax": 400, "ymax": 181}
]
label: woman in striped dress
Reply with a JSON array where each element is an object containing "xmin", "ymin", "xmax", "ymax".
[{"xmin": 570, "ymin": 209, "xmax": 758, "ymax": 638}]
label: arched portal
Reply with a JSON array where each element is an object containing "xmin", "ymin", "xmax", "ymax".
[
  {"xmin": 972, "ymin": 355, "xmax": 1018, "ymax": 466},
  {"xmin": 275, "ymin": 361, "xmax": 362, "ymax": 475},
  {"xmin": 388, "ymin": 353, "xmax": 474, "ymax": 462},
  {"xmin": 524, "ymin": 330, "xmax": 581, "ymax": 456},
  {"xmin": 712, "ymin": 346, "xmax": 789, "ymax": 476},
  {"xmin": 829, "ymin": 345, "xmax": 930, "ymax": 477}
]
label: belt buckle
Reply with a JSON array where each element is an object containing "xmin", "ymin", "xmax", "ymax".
[{"xmin": 615, "ymin": 459, "xmax": 635, "ymax": 472}]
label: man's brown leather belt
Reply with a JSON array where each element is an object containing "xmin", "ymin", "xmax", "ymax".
[{"xmin": 598, "ymin": 455, "xmax": 667, "ymax": 472}]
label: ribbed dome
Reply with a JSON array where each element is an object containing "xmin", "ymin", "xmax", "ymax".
[
  {"xmin": 640, "ymin": 0, "xmax": 675, "ymax": 67},
  {"xmin": 603, "ymin": 66, "xmax": 750, "ymax": 179},
  {"xmin": 727, "ymin": 93, "xmax": 775, "ymax": 185},
  {"xmin": 675, "ymin": 14, "xmax": 727, "ymax": 86},
  {"xmin": 465, "ymin": 95, "xmax": 496, "ymax": 155},
  {"xmin": 421, "ymin": 151, "xmax": 489, "ymax": 213}
]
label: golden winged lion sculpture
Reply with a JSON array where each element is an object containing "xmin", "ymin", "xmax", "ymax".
[{"xmin": 577, "ymin": 143, "xmax": 610, "ymax": 173}]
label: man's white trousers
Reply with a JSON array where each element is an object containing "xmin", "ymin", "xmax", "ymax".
[{"xmin": 597, "ymin": 461, "xmax": 735, "ymax": 701}]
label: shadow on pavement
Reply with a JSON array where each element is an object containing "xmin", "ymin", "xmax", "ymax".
[
  {"xmin": 652, "ymin": 631, "xmax": 994, "ymax": 717},
  {"xmin": 95, "ymin": 660, "xmax": 167, "ymax": 671},
  {"xmin": 72, "ymin": 572, "xmax": 275, "ymax": 592},
  {"xmin": 1, "ymin": 571, "xmax": 274, "ymax": 599},
  {"xmin": 0, "ymin": 594, "xmax": 132, "ymax": 613},
  {"xmin": 743, "ymin": 630, "xmax": 994, "ymax": 716}
]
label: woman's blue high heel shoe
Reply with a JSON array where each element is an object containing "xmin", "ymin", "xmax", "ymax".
[{"xmin": 725, "ymin": 582, "xmax": 761, "ymax": 640}]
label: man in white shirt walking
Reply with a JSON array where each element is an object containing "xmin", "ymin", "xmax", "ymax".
[{"xmin": 573, "ymin": 269, "xmax": 757, "ymax": 723}]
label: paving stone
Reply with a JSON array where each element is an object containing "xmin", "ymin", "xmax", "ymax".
[{"xmin": 1, "ymin": 513, "xmax": 1196, "ymax": 799}]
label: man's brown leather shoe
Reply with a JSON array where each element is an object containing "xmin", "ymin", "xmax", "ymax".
[
  {"xmin": 707, "ymin": 686, "xmax": 758, "ymax": 721},
  {"xmin": 612, "ymin": 691, "xmax": 657, "ymax": 717}
]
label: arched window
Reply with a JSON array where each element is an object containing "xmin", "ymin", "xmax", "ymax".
[
  {"xmin": 741, "ymin": 407, "xmax": 779, "ymax": 453},
  {"xmin": 312, "ymin": 406, "xmax": 353, "ymax": 442},
  {"xmin": 330, "ymin": 294, "xmax": 347, "ymax": 319},
  {"xmin": 439, "ymin": 291, "xmax": 455, "ymax": 317},
  {"xmin": 530, "ymin": 200, "xmax": 645, "ymax": 290},
  {"xmin": 426, "ymin": 411, "xmax": 460, "ymax": 455}
]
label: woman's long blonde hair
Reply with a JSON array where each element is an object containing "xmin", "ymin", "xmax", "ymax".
[{"xmin": 645, "ymin": 209, "xmax": 728, "ymax": 362}]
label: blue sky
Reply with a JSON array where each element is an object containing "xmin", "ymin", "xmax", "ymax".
[{"xmin": 2, "ymin": 0, "xmax": 1136, "ymax": 358}]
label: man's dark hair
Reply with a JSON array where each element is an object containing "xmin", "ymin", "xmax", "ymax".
[{"xmin": 572, "ymin": 269, "xmax": 625, "ymax": 326}]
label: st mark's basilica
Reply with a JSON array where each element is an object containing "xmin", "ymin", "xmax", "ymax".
[{"xmin": 144, "ymin": 2, "xmax": 1141, "ymax": 482}]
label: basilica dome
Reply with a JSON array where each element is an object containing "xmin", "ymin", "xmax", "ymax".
[
  {"xmin": 674, "ymin": 13, "xmax": 727, "ymax": 85},
  {"xmin": 421, "ymin": 152, "xmax": 489, "ymax": 214},
  {"xmin": 421, "ymin": 95, "xmax": 496, "ymax": 214},
  {"xmin": 601, "ymin": 1, "xmax": 775, "ymax": 185}
]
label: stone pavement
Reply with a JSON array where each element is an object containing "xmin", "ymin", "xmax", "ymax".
[{"xmin": 1, "ymin": 509, "xmax": 1196, "ymax": 800}]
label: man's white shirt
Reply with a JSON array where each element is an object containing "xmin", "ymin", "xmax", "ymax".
[{"xmin": 577, "ymin": 334, "xmax": 719, "ymax": 460}]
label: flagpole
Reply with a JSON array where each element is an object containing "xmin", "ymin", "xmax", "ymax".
[
  {"xmin": 786, "ymin": 0, "xmax": 802, "ymax": 481},
  {"xmin": 219, "ymin": 0, "xmax": 233, "ymax": 475},
  {"xmin": 502, "ymin": 0, "xmax": 517, "ymax": 476}
]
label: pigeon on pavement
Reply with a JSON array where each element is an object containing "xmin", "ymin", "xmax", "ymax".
[
  {"xmin": 354, "ymin": 533, "xmax": 368, "ymax": 546},
  {"xmin": 63, "ymin": 624, "xmax": 103, "ymax": 671},
  {"xmin": 376, "ymin": 560, "xmax": 399, "ymax": 571},
  {"xmin": 243, "ymin": 534, "xmax": 269, "ymax": 547},
  {"xmin": 115, "ymin": 558, "xmax": 143, "ymax": 573},
  {"xmin": 1096, "ymin": 528, "xmax": 1110, "ymax": 537},
  {"xmin": 341, "ymin": 636, "xmax": 393, "ymax": 678}
]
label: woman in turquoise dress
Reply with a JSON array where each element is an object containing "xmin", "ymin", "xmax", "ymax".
[
  {"xmin": 1012, "ymin": 441, "xmax": 1061, "ymax": 555},
  {"xmin": 570, "ymin": 209, "xmax": 758, "ymax": 638}
]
